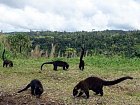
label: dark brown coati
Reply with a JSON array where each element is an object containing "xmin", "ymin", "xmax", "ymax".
[
  {"xmin": 73, "ymin": 76, "xmax": 133, "ymax": 98},
  {"xmin": 18, "ymin": 79, "xmax": 43, "ymax": 98},
  {"xmin": 2, "ymin": 49, "xmax": 13, "ymax": 67},
  {"xmin": 41, "ymin": 60, "xmax": 69, "ymax": 71},
  {"xmin": 79, "ymin": 47, "xmax": 85, "ymax": 70}
]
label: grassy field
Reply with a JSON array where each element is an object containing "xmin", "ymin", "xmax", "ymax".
[{"xmin": 0, "ymin": 56, "xmax": 140, "ymax": 105}]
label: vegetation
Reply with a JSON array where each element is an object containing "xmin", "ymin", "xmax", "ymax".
[
  {"xmin": 0, "ymin": 56, "xmax": 139, "ymax": 104},
  {"xmin": 0, "ymin": 30, "xmax": 140, "ymax": 104},
  {"xmin": 1, "ymin": 30, "xmax": 140, "ymax": 58}
]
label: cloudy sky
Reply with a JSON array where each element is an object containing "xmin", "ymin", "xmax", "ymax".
[{"xmin": 0, "ymin": 0, "xmax": 140, "ymax": 32}]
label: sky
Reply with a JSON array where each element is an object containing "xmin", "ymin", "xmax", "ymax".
[{"xmin": 0, "ymin": 0, "xmax": 140, "ymax": 32}]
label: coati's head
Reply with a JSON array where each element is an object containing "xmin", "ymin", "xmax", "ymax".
[
  {"xmin": 66, "ymin": 64, "xmax": 69, "ymax": 69},
  {"xmin": 34, "ymin": 86, "xmax": 43, "ymax": 98},
  {"xmin": 9, "ymin": 62, "xmax": 13, "ymax": 67},
  {"xmin": 73, "ymin": 86, "xmax": 78, "ymax": 97},
  {"xmin": 73, "ymin": 81, "xmax": 82, "ymax": 97}
]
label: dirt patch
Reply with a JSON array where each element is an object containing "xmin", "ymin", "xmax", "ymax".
[{"xmin": 0, "ymin": 92, "xmax": 65, "ymax": 105}]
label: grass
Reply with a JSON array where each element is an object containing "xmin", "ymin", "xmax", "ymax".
[{"xmin": 0, "ymin": 56, "xmax": 140, "ymax": 105}]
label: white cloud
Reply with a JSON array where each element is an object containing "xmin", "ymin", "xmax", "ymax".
[{"xmin": 0, "ymin": 0, "xmax": 140, "ymax": 32}]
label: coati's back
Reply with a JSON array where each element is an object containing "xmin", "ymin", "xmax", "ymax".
[
  {"xmin": 84, "ymin": 76, "xmax": 133, "ymax": 87},
  {"xmin": 54, "ymin": 61, "xmax": 69, "ymax": 69},
  {"xmin": 41, "ymin": 61, "xmax": 68, "ymax": 66},
  {"xmin": 41, "ymin": 60, "xmax": 69, "ymax": 70},
  {"xmin": 84, "ymin": 76, "xmax": 104, "ymax": 88},
  {"xmin": 31, "ymin": 79, "xmax": 43, "ymax": 96},
  {"xmin": 18, "ymin": 79, "xmax": 43, "ymax": 97},
  {"xmin": 31, "ymin": 79, "xmax": 43, "ymax": 88},
  {"xmin": 54, "ymin": 61, "xmax": 67, "ymax": 66}
]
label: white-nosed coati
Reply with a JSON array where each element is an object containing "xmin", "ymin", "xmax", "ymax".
[
  {"xmin": 18, "ymin": 79, "xmax": 43, "ymax": 98},
  {"xmin": 2, "ymin": 49, "xmax": 13, "ymax": 67},
  {"xmin": 73, "ymin": 76, "xmax": 133, "ymax": 98},
  {"xmin": 41, "ymin": 60, "xmax": 69, "ymax": 71},
  {"xmin": 79, "ymin": 47, "xmax": 85, "ymax": 70}
]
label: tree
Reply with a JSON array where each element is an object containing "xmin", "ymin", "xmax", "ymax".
[
  {"xmin": 65, "ymin": 47, "xmax": 76, "ymax": 58},
  {"xmin": 6, "ymin": 33, "xmax": 31, "ymax": 56}
]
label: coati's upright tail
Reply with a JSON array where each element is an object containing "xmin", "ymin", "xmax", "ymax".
[
  {"xmin": 2, "ymin": 49, "xmax": 6, "ymax": 61},
  {"xmin": 80, "ymin": 47, "xmax": 84, "ymax": 61},
  {"xmin": 18, "ymin": 84, "xmax": 30, "ymax": 93},
  {"xmin": 103, "ymin": 76, "xmax": 133, "ymax": 86},
  {"xmin": 41, "ymin": 62, "xmax": 54, "ymax": 70}
]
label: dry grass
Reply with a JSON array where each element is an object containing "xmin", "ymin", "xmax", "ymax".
[{"xmin": 0, "ymin": 57, "xmax": 140, "ymax": 105}]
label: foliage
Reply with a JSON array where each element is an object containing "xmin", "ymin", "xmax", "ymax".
[
  {"xmin": 65, "ymin": 47, "xmax": 76, "ymax": 58},
  {"xmin": 30, "ymin": 30, "xmax": 140, "ymax": 57},
  {"xmin": 5, "ymin": 33, "xmax": 31, "ymax": 57},
  {"xmin": 1, "ymin": 30, "xmax": 140, "ymax": 58}
]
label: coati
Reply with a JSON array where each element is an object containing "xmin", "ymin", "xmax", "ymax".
[
  {"xmin": 79, "ymin": 47, "xmax": 85, "ymax": 70},
  {"xmin": 2, "ymin": 49, "xmax": 13, "ymax": 67},
  {"xmin": 18, "ymin": 79, "xmax": 43, "ymax": 98},
  {"xmin": 73, "ymin": 76, "xmax": 133, "ymax": 98},
  {"xmin": 41, "ymin": 60, "xmax": 69, "ymax": 71}
]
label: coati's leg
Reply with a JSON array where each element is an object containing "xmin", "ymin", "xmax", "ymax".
[
  {"xmin": 79, "ymin": 65, "xmax": 82, "ymax": 70},
  {"xmin": 63, "ymin": 66, "xmax": 66, "ymax": 70},
  {"xmin": 77, "ymin": 91, "xmax": 84, "ymax": 97},
  {"xmin": 84, "ymin": 90, "xmax": 89, "ymax": 98},
  {"xmin": 82, "ymin": 66, "xmax": 84, "ymax": 70},
  {"xmin": 3, "ymin": 62, "xmax": 8, "ymax": 67},
  {"xmin": 6, "ymin": 63, "xmax": 8, "ymax": 67},
  {"xmin": 79, "ymin": 65, "xmax": 81, "ymax": 70},
  {"xmin": 63, "ymin": 66, "xmax": 68, "ymax": 70},
  {"xmin": 99, "ymin": 88, "xmax": 103, "ymax": 96},
  {"xmin": 94, "ymin": 90, "xmax": 100, "ymax": 95},
  {"xmin": 53, "ymin": 65, "xmax": 57, "ymax": 70},
  {"xmin": 79, "ymin": 65, "xmax": 84, "ymax": 70},
  {"xmin": 94, "ymin": 87, "xmax": 103, "ymax": 96}
]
